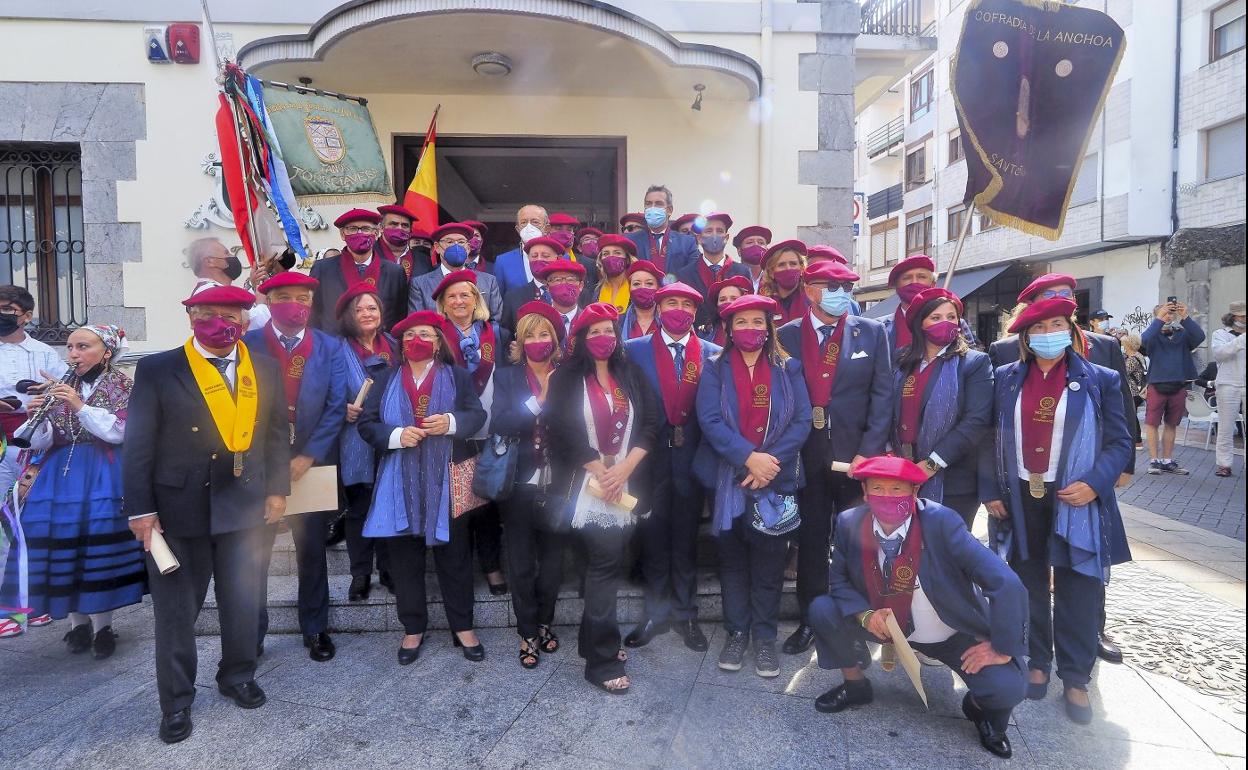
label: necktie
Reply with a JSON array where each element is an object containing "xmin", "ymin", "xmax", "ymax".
[
  {"xmin": 356, "ymin": 262, "xmax": 366, "ymax": 276},
  {"xmin": 280, "ymin": 334, "xmax": 298, "ymax": 354},
  {"xmin": 709, "ymin": 263, "xmax": 721, "ymax": 281},
  {"xmin": 670, "ymin": 342, "xmax": 685, "ymax": 372},
  {"xmin": 540, "ymin": 285, "xmax": 552, "ymax": 304},
  {"xmin": 875, "ymin": 533, "xmax": 904, "ymax": 584},
  {"xmin": 818, "ymin": 324, "xmax": 836, "ymax": 353},
  {"xmin": 209, "ymin": 357, "xmax": 234, "ymax": 396}
]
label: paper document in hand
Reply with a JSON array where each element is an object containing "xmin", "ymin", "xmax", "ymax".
[
  {"xmin": 885, "ymin": 612, "xmax": 929, "ymax": 709},
  {"xmin": 286, "ymin": 465, "xmax": 338, "ymax": 516}
]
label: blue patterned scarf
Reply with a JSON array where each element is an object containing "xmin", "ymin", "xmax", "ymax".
[
  {"xmin": 1054, "ymin": 376, "xmax": 1105, "ymax": 580},
  {"xmin": 339, "ymin": 350, "xmax": 377, "ymax": 487},
  {"xmin": 894, "ymin": 355, "xmax": 962, "ymax": 502}
]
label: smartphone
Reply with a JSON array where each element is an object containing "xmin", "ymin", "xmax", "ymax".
[{"xmin": 1166, "ymin": 296, "xmax": 1178, "ymax": 304}]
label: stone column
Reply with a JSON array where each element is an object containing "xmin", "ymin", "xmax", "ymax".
[{"xmin": 797, "ymin": 0, "xmax": 858, "ymax": 257}]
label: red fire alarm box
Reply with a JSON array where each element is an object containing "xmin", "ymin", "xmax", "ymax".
[{"xmin": 167, "ymin": 23, "xmax": 200, "ymax": 64}]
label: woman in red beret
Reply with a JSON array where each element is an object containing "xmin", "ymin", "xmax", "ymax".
[
  {"xmin": 890, "ymin": 288, "xmax": 994, "ymax": 528},
  {"xmin": 543, "ymin": 302, "xmax": 660, "ymax": 693},
  {"xmin": 357, "ymin": 311, "xmax": 487, "ymax": 666},
  {"xmin": 487, "ymin": 301, "xmax": 568, "ymax": 669},
  {"xmin": 982, "ymin": 298, "xmax": 1134, "ymax": 725},
  {"xmin": 693, "ymin": 294, "xmax": 812, "ymax": 679},
  {"xmin": 621, "ymin": 260, "xmax": 664, "ymax": 339},
  {"xmin": 333, "ymin": 285, "xmax": 399, "ymax": 601},
  {"xmin": 593, "ymin": 235, "xmax": 638, "ymax": 313},
  {"xmin": 760, "ymin": 240, "xmax": 809, "ymax": 326},
  {"xmin": 697, "ymin": 276, "xmax": 752, "ymax": 346}
]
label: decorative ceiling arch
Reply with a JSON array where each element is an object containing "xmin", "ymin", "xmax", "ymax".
[{"xmin": 237, "ymin": 0, "xmax": 762, "ymax": 99}]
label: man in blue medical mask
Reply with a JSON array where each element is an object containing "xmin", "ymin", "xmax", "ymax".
[
  {"xmin": 625, "ymin": 185, "xmax": 700, "ymax": 277},
  {"xmin": 675, "ymin": 212, "xmax": 751, "ymax": 328},
  {"xmin": 408, "ymin": 223, "xmax": 503, "ymax": 318}
]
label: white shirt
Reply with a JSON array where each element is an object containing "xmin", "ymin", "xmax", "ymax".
[
  {"xmin": 872, "ymin": 514, "xmax": 958, "ymax": 644},
  {"xmin": 192, "ymin": 338, "xmax": 238, "ymax": 388},
  {"xmin": 1014, "ymin": 383, "xmax": 1068, "ymax": 483},
  {"xmin": 702, "ymin": 254, "xmax": 730, "ymax": 269},
  {"xmin": 0, "ymin": 334, "xmax": 69, "ymax": 404},
  {"xmin": 806, "ymin": 311, "xmax": 839, "ymax": 343},
  {"xmin": 269, "ymin": 324, "xmax": 306, "ymax": 349},
  {"xmin": 386, "ymin": 362, "xmax": 458, "ymax": 448},
  {"xmin": 661, "ymin": 329, "xmax": 693, "ymax": 362}
]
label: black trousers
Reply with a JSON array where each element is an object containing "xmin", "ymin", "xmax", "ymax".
[
  {"xmin": 809, "ymin": 594, "xmax": 1024, "ymax": 732},
  {"xmin": 257, "ymin": 510, "xmax": 330, "ymax": 641},
  {"xmin": 470, "ymin": 500, "xmax": 504, "ymax": 575},
  {"xmin": 796, "ymin": 437, "xmax": 863, "ymax": 619},
  {"xmin": 149, "ymin": 526, "xmax": 264, "ymax": 715},
  {"xmin": 388, "ymin": 512, "xmax": 475, "ymax": 635},
  {"xmin": 1011, "ymin": 487, "xmax": 1101, "ymax": 688},
  {"xmin": 576, "ymin": 522, "xmax": 633, "ymax": 683},
  {"xmin": 502, "ymin": 487, "xmax": 565, "ymax": 639},
  {"xmin": 942, "ymin": 493, "xmax": 980, "ymax": 530},
  {"xmin": 344, "ymin": 483, "xmax": 389, "ymax": 579},
  {"xmin": 717, "ymin": 515, "xmax": 789, "ymax": 643},
  {"xmin": 637, "ymin": 469, "xmax": 703, "ymax": 623}
]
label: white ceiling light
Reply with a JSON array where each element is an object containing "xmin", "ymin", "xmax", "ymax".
[{"xmin": 472, "ymin": 52, "xmax": 513, "ymax": 77}]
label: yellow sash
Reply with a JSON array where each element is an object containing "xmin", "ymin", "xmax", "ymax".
[{"xmin": 183, "ymin": 339, "xmax": 259, "ymax": 453}]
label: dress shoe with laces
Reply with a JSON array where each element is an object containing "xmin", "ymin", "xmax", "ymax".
[
  {"xmin": 159, "ymin": 708, "xmax": 193, "ymax": 744},
  {"xmin": 782, "ymin": 623, "xmax": 815, "ymax": 655},
  {"xmin": 1097, "ymin": 632, "xmax": 1123, "ymax": 664},
  {"xmin": 623, "ymin": 618, "xmax": 670, "ymax": 648},
  {"xmin": 962, "ymin": 693, "xmax": 1012, "ymax": 759},
  {"xmin": 815, "ymin": 679, "xmax": 873, "ymax": 713},
  {"xmin": 304, "ymin": 632, "xmax": 335, "ymax": 662},
  {"xmin": 674, "ymin": 619, "xmax": 709, "ymax": 652},
  {"xmin": 453, "ymin": 634, "xmax": 486, "ymax": 662},
  {"xmin": 218, "ymin": 681, "xmax": 267, "ymax": 709},
  {"xmin": 348, "ymin": 575, "xmax": 371, "ymax": 602}
]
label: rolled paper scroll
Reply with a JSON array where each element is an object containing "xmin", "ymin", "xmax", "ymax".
[{"xmin": 149, "ymin": 528, "xmax": 180, "ymax": 575}]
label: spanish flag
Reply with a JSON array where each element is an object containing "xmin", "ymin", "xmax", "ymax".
[{"xmin": 403, "ymin": 106, "xmax": 440, "ymax": 230}]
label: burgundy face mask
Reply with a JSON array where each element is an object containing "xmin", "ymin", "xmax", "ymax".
[
  {"xmin": 631, "ymin": 287, "xmax": 657, "ymax": 309},
  {"xmin": 580, "ymin": 241, "xmax": 601, "ymax": 258},
  {"xmin": 524, "ymin": 340, "xmax": 555, "ymax": 363},
  {"xmin": 549, "ymin": 283, "xmax": 581, "ymax": 308},
  {"xmin": 344, "ymin": 232, "xmax": 376, "ymax": 253},
  {"xmin": 601, "ymin": 256, "xmax": 627, "ymax": 278},
  {"xmin": 922, "ymin": 320, "xmax": 961, "ymax": 346},
  {"xmin": 548, "ymin": 231, "xmax": 574, "ymax": 249},
  {"xmin": 383, "ymin": 227, "xmax": 410, "ymax": 247},
  {"xmin": 659, "ymin": 308, "xmax": 695, "ymax": 337},
  {"xmin": 739, "ymin": 245, "xmax": 766, "ymax": 266},
  {"xmin": 733, "ymin": 328, "xmax": 767, "ymax": 352},
  {"xmin": 867, "ymin": 493, "xmax": 915, "ymax": 528},
  {"xmin": 897, "ymin": 282, "xmax": 927, "ymax": 304},
  {"xmin": 192, "ymin": 316, "xmax": 242, "ymax": 349},
  {"xmin": 269, "ymin": 301, "xmax": 310, "ymax": 330},
  {"xmin": 585, "ymin": 334, "xmax": 618, "ymax": 360},
  {"xmin": 773, "ymin": 268, "xmax": 801, "ymax": 291},
  {"xmin": 403, "ymin": 337, "xmax": 435, "ymax": 362}
]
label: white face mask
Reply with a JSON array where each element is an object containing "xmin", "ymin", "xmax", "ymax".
[{"xmin": 519, "ymin": 223, "xmax": 543, "ymax": 244}]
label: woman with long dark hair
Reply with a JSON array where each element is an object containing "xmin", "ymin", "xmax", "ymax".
[
  {"xmin": 696, "ymin": 275, "xmax": 751, "ymax": 346},
  {"xmin": 890, "ymin": 288, "xmax": 993, "ymax": 528},
  {"xmin": 544, "ymin": 302, "xmax": 659, "ymax": 693}
]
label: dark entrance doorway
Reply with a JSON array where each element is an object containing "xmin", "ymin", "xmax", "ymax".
[{"xmin": 393, "ymin": 135, "xmax": 626, "ymax": 264}]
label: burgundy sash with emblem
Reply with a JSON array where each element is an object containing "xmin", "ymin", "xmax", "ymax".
[
  {"xmin": 646, "ymin": 231, "xmax": 669, "ymax": 272},
  {"xmin": 730, "ymin": 347, "xmax": 772, "ymax": 448},
  {"xmin": 800, "ymin": 315, "xmax": 846, "ymax": 409},
  {"xmin": 697, "ymin": 259, "xmax": 731, "ymax": 292},
  {"xmin": 652, "ymin": 332, "xmax": 701, "ymax": 428},
  {"xmin": 897, "ymin": 359, "xmax": 940, "ymax": 445},
  {"xmin": 861, "ymin": 510, "xmax": 923, "ymax": 634},
  {"xmin": 402, "ymin": 362, "xmax": 438, "ymax": 420},
  {"xmin": 1020, "ymin": 357, "xmax": 1068, "ymax": 474},
  {"xmin": 264, "ymin": 325, "xmax": 314, "ymax": 424},
  {"xmin": 350, "ymin": 335, "xmax": 394, "ymax": 366},
  {"xmin": 526, "ymin": 364, "xmax": 549, "ymax": 459},
  {"xmin": 585, "ymin": 373, "xmax": 629, "ymax": 455},
  {"xmin": 377, "ymin": 241, "xmax": 415, "ymax": 280},
  {"xmin": 447, "ymin": 321, "xmax": 497, "ymax": 396},
  {"xmin": 893, "ymin": 306, "xmax": 912, "ymax": 349},
  {"xmin": 340, "ymin": 253, "xmax": 382, "ymax": 288},
  {"xmin": 775, "ymin": 289, "xmax": 808, "ymax": 327}
]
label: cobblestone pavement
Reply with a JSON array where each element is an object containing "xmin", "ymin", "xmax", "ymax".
[{"xmin": 1119, "ymin": 444, "xmax": 1245, "ymax": 541}]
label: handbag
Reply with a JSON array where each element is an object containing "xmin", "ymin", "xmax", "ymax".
[
  {"xmin": 449, "ymin": 456, "xmax": 487, "ymax": 518},
  {"xmin": 749, "ymin": 492, "xmax": 801, "ymax": 536},
  {"xmin": 472, "ymin": 435, "xmax": 518, "ymax": 501}
]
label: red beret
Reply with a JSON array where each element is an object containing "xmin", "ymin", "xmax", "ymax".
[
  {"xmin": 732, "ymin": 225, "xmax": 772, "ymax": 248},
  {"xmin": 1016, "ymin": 273, "xmax": 1077, "ymax": 305},
  {"xmin": 377, "ymin": 204, "xmax": 418, "ymax": 221},
  {"xmin": 705, "ymin": 212, "xmax": 734, "ymax": 230},
  {"xmin": 851, "ymin": 455, "xmax": 928, "ymax": 485},
  {"xmin": 459, "ymin": 220, "xmax": 488, "ymax": 235},
  {"xmin": 575, "ymin": 227, "xmax": 603, "ymax": 242},
  {"xmin": 709, "ymin": 275, "xmax": 753, "ymax": 305},
  {"xmin": 334, "ymin": 208, "xmax": 381, "ymax": 228},
  {"xmin": 549, "ymin": 212, "xmax": 580, "ymax": 227},
  {"xmin": 1008, "ymin": 297, "xmax": 1078, "ymax": 334},
  {"xmin": 182, "ymin": 283, "xmax": 256, "ymax": 309},
  {"xmin": 806, "ymin": 244, "xmax": 847, "ymax": 265},
  {"xmin": 432, "ymin": 268, "xmax": 478, "ymax": 301},
  {"xmin": 887, "ymin": 254, "xmax": 936, "ymax": 286},
  {"xmin": 334, "ymin": 283, "xmax": 383, "ymax": 318},
  {"xmin": 619, "ymin": 212, "xmax": 645, "ymax": 228},
  {"xmin": 763, "ymin": 239, "xmax": 807, "ymax": 266},
  {"xmin": 257, "ymin": 271, "xmax": 319, "ymax": 294},
  {"xmin": 672, "ymin": 213, "xmax": 698, "ymax": 230},
  {"xmin": 410, "ymin": 228, "xmax": 432, "ymax": 241},
  {"xmin": 909, "ymin": 287, "xmax": 963, "ymax": 316},
  {"xmin": 540, "ymin": 259, "xmax": 587, "ymax": 279},
  {"xmin": 627, "ymin": 260, "xmax": 664, "ymax": 282},
  {"xmin": 655, "ymin": 282, "xmax": 704, "ymax": 306},
  {"xmin": 524, "ymin": 236, "xmax": 565, "ymax": 256},
  {"xmin": 720, "ymin": 294, "xmax": 779, "ymax": 319},
  {"xmin": 803, "ymin": 261, "xmax": 860, "ymax": 284},
  {"xmin": 430, "ymin": 223, "xmax": 474, "ymax": 243},
  {"xmin": 517, "ymin": 301, "xmax": 567, "ymax": 342},
  {"xmin": 569, "ymin": 302, "xmax": 620, "ymax": 337},
  {"xmin": 597, "ymin": 234, "xmax": 637, "ymax": 257},
  {"xmin": 392, "ymin": 310, "xmax": 444, "ymax": 338}
]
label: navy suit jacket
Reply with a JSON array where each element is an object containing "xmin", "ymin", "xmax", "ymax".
[
  {"xmin": 489, "ymin": 365, "xmax": 545, "ymax": 486},
  {"xmin": 493, "ymin": 246, "xmax": 599, "ymax": 298},
  {"xmin": 829, "ymin": 501, "xmax": 1028, "ymax": 660},
  {"xmin": 242, "ymin": 326, "xmax": 348, "ymax": 464},
  {"xmin": 777, "ymin": 313, "xmax": 893, "ymax": 462},
  {"xmin": 674, "ymin": 258, "xmax": 752, "ymax": 327},
  {"xmin": 407, "ymin": 265, "xmax": 504, "ymax": 320},
  {"xmin": 626, "ymin": 229, "xmax": 701, "ymax": 276},
  {"xmin": 309, "ymin": 254, "xmax": 408, "ymax": 336},
  {"xmin": 357, "ymin": 364, "xmax": 487, "ymax": 464}
]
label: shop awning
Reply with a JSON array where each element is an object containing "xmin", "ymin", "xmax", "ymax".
[{"xmin": 863, "ymin": 263, "xmax": 1012, "ymax": 319}]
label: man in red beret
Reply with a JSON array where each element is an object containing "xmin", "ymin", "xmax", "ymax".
[
  {"xmin": 626, "ymin": 185, "xmax": 700, "ymax": 275},
  {"xmin": 808, "ymin": 455, "xmax": 1026, "ymax": 759},
  {"xmin": 618, "ymin": 212, "xmax": 646, "ymax": 235},
  {"xmin": 500, "ymin": 237, "xmax": 572, "ymax": 330},
  {"xmin": 537, "ymin": 259, "xmax": 588, "ymax": 340},
  {"xmin": 124, "ymin": 284, "xmax": 292, "ymax": 743},
  {"xmin": 575, "ymin": 227, "xmax": 603, "ymax": 263},
  {"xmin": 622, "ymin": 282, "xmax": 721, "ymax": 653},
  {"xmin": 243, "ymin": 272, "xmax": 348, "ymax": 665},
  {"xmin": 776, "ymin": 260, "xmax": 893, "ymax": 656},
  {"xmin": 309, "ymin": 209, "xmax": 408, "ymax": 336},
  {"xmin": 408, "ymin": 223, "xmax": 503, "ymax": 319},
  {"xmin": 459, "ymin": 220, "xmax": 489, "ymax": 269},
  {"xmin": 672, "ymin": 213, "xmax": 698, "ymax": 235},
  {"xmin": 732, "ymin": 225, "xmax": 772, "ymax": 292},
  {"xmin": 675, "ymin": 212, "xmax": 751, "ymax": 327},
  {"xmin": 375, "ymin": 204, "xmax": 432, "ymax": 280}
]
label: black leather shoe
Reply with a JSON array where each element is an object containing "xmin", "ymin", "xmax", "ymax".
[
  {"xmin": 325, "ymin": 515, "xmax": 346, "ymax": 547},
  {"xmin": 92, "ymin": 626, "xmax": 117, "ymax": 660},
  {"xmin": 488, "ymin": 581, "xmax": 509, "ymax": 597},
  {"xmin": 1097, "ymin": 632, "xmax": 1124, "ymax": 664},
  {"xmin": 1063, "ymin": 688, "xmax": 1094, "ymax": 725},
  {"xmin": 63, "ymin": 623, "xmax": 92, "ymax": 654},
  {"xmin": 815, "ymin": 679, "xmax": 874, "ymax": 713},
  {"xmin": 962, "ymin": 693, "xmax": 1012, "ymax": 759},
  {"xmin": 782, "ymin": 624, "xmax": 815, "ymax": 655},
  {"xmin": 674, "ymin": 620, "xmax": 709, "ymax": 652},
  {"xmin": 159, "ymin": 708, "xmax": 193, "ymax": 744},
  {"xmin": 397, "ymin": 641, "xmax": 422, "ymax": 666},
  {"xmin": 348, "ymin": 575, "xmax": 371, "ymax": 602},
  {"xmin": 623, "ymin": 618, "xmax": 670, "ymax": 648},
  {"xmin": 304, "ymin": 632, "xmax": 335, "ymax": 662},
  {"xmin": 452, "ymin": 634, "xmax": 486, "ymax": 662},
  {"xmin": 218, "ymin": 681, "xmax": 266, "ymax": 709},
  {"xmin": 378, "ymin": 572, "xmax": 395, "ymax": 593}
]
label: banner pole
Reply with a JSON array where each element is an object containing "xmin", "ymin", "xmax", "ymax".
[{"xmin": 941, "ymin": 201, "xmax": 976, "ymax": 290}]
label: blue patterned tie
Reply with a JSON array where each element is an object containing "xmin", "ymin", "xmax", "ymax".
[
  {"xmin": 209, "ymin": 357, "xmax": 234, "ymax": 396},
  {"xmin": 540, "ymin": 285, "xmax": 552, "ymax": 304},
  {"xmin": 670, "ymin": 342, "xmax": 685, "ymax": 372},
  {"xmin": 356, "ymin": 262, "xmax": 366, "ymax": 276},
  {"xmin": 875, "ymin": 533, "xmax": 904, "ymax": 584},
  {"xmin": 279, "ymin": 334, "xmax": 298, "ymax": 354},
  {"xmin": 709, "ymin": 263, "xmax": 721, "ymax": 281}
]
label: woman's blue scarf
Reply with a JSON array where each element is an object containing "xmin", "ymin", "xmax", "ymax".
[
  {"xmin": 339, "ymin": 349, "xmax": 378, "ymax": 487},
  {"xmin": 894, "ymin": 355, "xmax": 961, "ymax": 502}
]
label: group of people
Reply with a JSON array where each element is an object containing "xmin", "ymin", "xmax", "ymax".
[{"xmin": 0, "ymin": 184, "xmax": 1172, "ymax": 759}]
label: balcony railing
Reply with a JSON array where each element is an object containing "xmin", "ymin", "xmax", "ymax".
[
  {"xmin": 861, "ymin": 0, "xmax": 933, "ymax": 36},
  {"xmin": 867, "ymin": 183, "xmax": 904, "ymax": 220},
  {"xmin": 865, "ymin": 117, "xmax": 905, "ymax": 158}
]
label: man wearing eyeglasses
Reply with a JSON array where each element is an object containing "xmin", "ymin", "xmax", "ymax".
[
  {"xmin": 309, "ymin": 209, "xmax": 408, "ymax": 335},
  {"xmin": 408, "ymin": 223, "xmax": 503, "ymax": 318},
  {"xmin": 881, "ymin": 255, "xmax": 978, "ymax": 351}
]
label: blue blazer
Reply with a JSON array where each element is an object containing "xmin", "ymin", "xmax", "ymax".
[
  {"xmin": 829, "ymin": 501, "xmax": 1028, "ymax": 660},
  {"xmin": 488, "ymin": 365, "xmax": 546, "ymax": 487},
  {"xmin": 674, "ymin": 259, "xmax": 752, "ymax": 328},
  {"xmin": 626, "ymin": 229, "xmax": 701, "ymax": 276},
  {"xmin": 777, "ymin": 313, "xmax": 893, "ymax": 462},
  {"xmin": 693, "ymin": 353, "xmax": 812, "ymax": 494},
  {"xmin": 242, "ymin": 326, "xmax": 348, "ymax": 464},
  {"xmin": 979, "ymin": 352, "xmax": 1133, "ymax": 565},
  {"xmin": 491, "ymin": 246, "xmax": 528, "ymax": 297}
]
